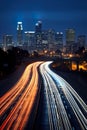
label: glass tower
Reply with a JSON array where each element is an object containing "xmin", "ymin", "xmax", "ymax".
[
  {"xmin": 66, "ymin": 29, "xmax": 75, "ymax": 53},
  {"xmin": 17, "ymin": 22, "xmax": 23, "ymax": 46},
  {"xmin": 35, "ymin": 21, "xmax": 42, "ymax": 50}
]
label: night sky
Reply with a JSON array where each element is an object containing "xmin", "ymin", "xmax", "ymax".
[{"xmin": 0, "ymin": 0, "xmax": 87, "ymax": 41}]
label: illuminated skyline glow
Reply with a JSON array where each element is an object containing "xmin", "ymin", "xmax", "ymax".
[{"xmin": 0, "ymin": 0, "xmax": 87, "ymax": 42}]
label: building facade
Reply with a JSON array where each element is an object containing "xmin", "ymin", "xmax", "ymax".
[
  {"xmin": 66, "ymin": 29, "xmax": 75, "ymax": 53},
  {"xmin": 24, "ymin": 31, "xmax": 35, "ymax": 52},
  {"xmin": 35, "ymin": 21, "xmax": 42, "ymax": 50},
  {"xmin": 47, "ymin": 29, "xmax": 55, "ymax": 51},
  {"xmin": 55, "ymin": 32, "xmax": 63, "ymax": 52},
  {"xmin": 17, "ymin": 22, "xmax": 23, "ymax": 46},
  {"xmin": 3, "ymin": 35, "xmax": 13, "ymax": 50},
  {"xmin": 77, "ymin": 35, "xmax": 86, "ymax": 48}
]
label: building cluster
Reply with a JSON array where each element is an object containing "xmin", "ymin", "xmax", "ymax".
[{"xmin": 0, "ymin": 21, "xmax": 86, "ymax": 54}]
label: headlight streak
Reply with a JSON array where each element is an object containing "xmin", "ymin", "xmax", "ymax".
[
  {"xmin": 40, "ymin": 63, "xmax": 72, "ymax": 130},
  {"xmin": 40, "ymin": 61, "xmax": 87, "ymax": 130}
]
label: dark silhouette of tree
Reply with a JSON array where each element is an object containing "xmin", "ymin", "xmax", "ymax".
[
  {"xmin": 33, "ymin": 51, "xmax": 39, "ymax": 57},
  {"xmin": 0, "ymin": 47, "xmax": 30, "ymax": 78}
]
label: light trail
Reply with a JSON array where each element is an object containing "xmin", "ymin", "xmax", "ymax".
[
  {"xmin": 40, "ymin": 63, "xmax": 72, "ymax": 130},
  {"xmin": 0, "ymin": 62, "xmax": 43, "ymax": 130},
  {"xmin": 0, "ymin": 64, "xmax": 32, "ymax": 115},
  {"xmin": 40, "ymin": 61, "xmax": 87, "ymax": 130}
]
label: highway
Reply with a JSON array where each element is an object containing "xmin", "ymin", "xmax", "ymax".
[
  {"xmin": 40, "ymin": 61, "xmax": 87, "ymax": 130},
  {"xmin": 0, "ymin": 61, "xmax": 87, "ymax": 130},
  {"xmin": 0, "ymin": 61, "xmax": 43, "ymax": 130}
]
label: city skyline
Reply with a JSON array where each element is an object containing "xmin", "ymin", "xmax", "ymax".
[
  {"xmin": 0, "ymin": 0, "xmax": 87, "ymax": 41},
  {"xmin": 0, "ymin": 20, "xmax": 87, "ymax": 44},
  {"xmin": 1, "ymin": 22, "xmax": 86, "ymax": 54}
]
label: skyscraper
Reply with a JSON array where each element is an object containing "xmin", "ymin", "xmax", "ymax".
[
  {"xmin": 47, "ymin": 29, "xmax": 55, "ymax": 51},
  {"xmin": 17, "ymin": 22, "xmax": 23, "ymax": 46},
  {"xmin": 35, "ymin": 21, "xmax": 42, "ymax": 50},
  {"xmin": 3, "ymin": 35, "xmax": 13, "ymax": 50},
  {"xmin": 35, "ymin": 21, "xmax": 42, "ymax": 33},
  {"xmin": 77, "ymin": 35, "xmax": 86, "ymax": 48},
  {"xmin": 66, "ymin": 29, "xmax": 75, "ymax": 53},
  {"xmin": 55, "ymin": 32, "xmax": 63, "ymax": 51},
  {"xmin": 24, "ymin": 31, "xmax": 35, "ymax": 52},
  {"xmin": 42, "ymin": 30, "xmax": 48, "ymax": 50}
]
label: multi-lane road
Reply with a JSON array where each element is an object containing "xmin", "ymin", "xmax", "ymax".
[
  {"xmin": 40, "ymin": 61, "xmax": 87, "ymax": 130},
  {"xmin": 0, "ymin": 61, "xmax": 87, "ymax": 130},
  {"xmin": 0, "ymin": 62, "xmax": 43, "ymax": 130}
]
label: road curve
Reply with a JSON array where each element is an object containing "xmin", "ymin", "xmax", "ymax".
[
  {"xmin": 0, "ymin": 62, "xmax": 43, "ymax": 130},
  {"xmin": 40, "ymin": 61, "xmax": 87, "ymax": 130}
]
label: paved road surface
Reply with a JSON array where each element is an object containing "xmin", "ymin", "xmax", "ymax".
[
  {"xmin": 40, "ymin": 61, "xmax": 87, "ymax": 130},
  {"xmin": 0, "ymin": 62, "xmax": 42, "ymax": 130}
]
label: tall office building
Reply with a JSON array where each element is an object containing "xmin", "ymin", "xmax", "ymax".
[
  {"xmin": 24, "ymin": 31, "xmax": 35, "ymax": 52},
  {"xmin": 35, "ymin": 21, "xmax": 42, "ymax": 33},
  {"xmin": 77, "ymin": 35, "xmax": 86, "ymax": 48},
  {"xmin": 47, "ymin": 29, "xmax": 55, "ymax": 51},
  {"xmin": 66, "ymin": 29, "xmax": 75, "ymax": 53},
  {"xmin": 42, "ymin": 30, "xmax": 48, "ymax": 50},
  {"xmin": 35, "ymin": 21, "xmax": 42, "ymax": 50},
  {"xmin": 3, "ymin": 35, "xmax": 13, "ymax": 50},
  {"xmin": 55, "ymin": 32, "xmax": 63, "ymax": 51},
  {"xmin": 17, "ymin": 22, "xmax": 23, "ymax": 46}
]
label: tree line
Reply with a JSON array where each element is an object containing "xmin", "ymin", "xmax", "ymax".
[{"xmin": 0, "ymin": 47, "xmax": 29, "ymax": 79}]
